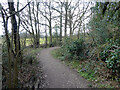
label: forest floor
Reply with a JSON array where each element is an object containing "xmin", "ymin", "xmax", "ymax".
[{"xmin": 38, "ymin": 47, "xmax": 92, "ymax": 88}]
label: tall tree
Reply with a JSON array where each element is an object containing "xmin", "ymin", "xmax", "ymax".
[
  {"xmin": 8, "ymin": 1, "xmax": 21, "ymax": 87},
  {"xmin": 1, "ymin": 1, "xmax": 30, "ymax": 87},
  {"xmin": 64, "ymin": 0, "xmax": 68, "ymax": 38},
  {"xmin": 21, "ymin": 1, "xmax": 40, "ymax": 48},
  {"xmin": 48, "ymin": 1, "xmax": 63, "ymax": 44},
  {"xmin": 39, "ymin": 1, "xmax": 53, "ymax": 46},
  {"xmin": 1, "ymin": 5, "xmax": 12, "ymax": 88}
]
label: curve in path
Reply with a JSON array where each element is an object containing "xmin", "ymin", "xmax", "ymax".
[{"xmin": 38, "ymin": 47, "xmax": 91, "ymax": 88}]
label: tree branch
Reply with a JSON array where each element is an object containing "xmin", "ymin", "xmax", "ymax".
[{"xmin": 7, "ymin": 1, "xmax": 31, "ymax": 18}]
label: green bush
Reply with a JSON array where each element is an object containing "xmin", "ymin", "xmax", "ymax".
[
  {"xmin": 61, "ymin": 38, "xmax": 85, "ymax": 60},
  {"xmin": 69, "ymin": 39, "xmax": 84, "ymax": 57},
  {"xmin": 100, "ymin": 39, "xmax": 120, "ymax": 75}
]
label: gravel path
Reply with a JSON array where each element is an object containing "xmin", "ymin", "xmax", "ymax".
[{"xmin": 38, "ymin": 47, "xmax": 91, "ymax": 88}]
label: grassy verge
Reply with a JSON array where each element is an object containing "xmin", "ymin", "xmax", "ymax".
[{"xmin": 51, "ymin": 48, "xmax": 119, "ymax": 88}]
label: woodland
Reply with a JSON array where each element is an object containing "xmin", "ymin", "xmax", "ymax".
[{"xmin": 0, "ymin": 0, "xmax": 120, "ymax": 88}]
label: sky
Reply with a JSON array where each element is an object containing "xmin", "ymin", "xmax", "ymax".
[
  {"xmin": 0, "ymin": 0, "xmax": 95, "ymax": 36},
  {"xmin": 0, "ymin": 0, "xmax": 28, "ymax": 35}
]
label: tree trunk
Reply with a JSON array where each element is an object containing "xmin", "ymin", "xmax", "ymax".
[
  {"xmin": 49, "ymin": 21, "xmax": 52, "ymax": 45},
  {"xmin": 45, "ymin": 29, "xmax": 48, "ymax": 48},
  {"xmin": 8, "ymin": 2, "xmax": 20, "ymax": 87},
  {"xmin": 1, "ymin": 11, "xmax": 12, "ymax": 88},
  {"xmin": 37, "ymin": 3, "xmax": 40, "ymax": 47},
  {"xmin": 64, "ymin": 1, "xmax": 68, "ymax": 38},
  {"xmin": 69, "ymin": 10, "xmax": 72, "ymax": 36},
  {"xmin": 60, "ymin": 4, "xmax": 62, "ymax": 45},
  {"xmin": 49, "ymin": 1, "xmax": 52, "ymax": 46}
]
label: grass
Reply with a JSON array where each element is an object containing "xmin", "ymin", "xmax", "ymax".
[
  {"xmin": 20, "ymin": 38, "xmax": 46, "ymax": 46},
  {"xmin": 51, "ymin": 48, "xmax": 117, "ymax": 88},
  {"xmin": 20, "ymin": 37, "xmax": 58, "ymax": 46}
]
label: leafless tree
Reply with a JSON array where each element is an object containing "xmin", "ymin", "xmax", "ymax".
[{"xmin": 0, "ymin": 0, "xmax": 30, "ymax": 87}]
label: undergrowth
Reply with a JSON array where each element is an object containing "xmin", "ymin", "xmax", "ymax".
[
  {"xmin": 19, "ymin": 48, "xmax": 42, "ymax": 88},
  {"xmin": 2, "ymin": 46, "xmax": 42, "ymax": 88},
  {"xmin": 51, "ymin": 48, "xmax": 119, "ymax": 88}
]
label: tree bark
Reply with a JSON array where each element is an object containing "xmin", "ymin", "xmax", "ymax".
[
  {"xmin": 69, "ymin": 9, "xmax": 72, "ymax": 36},
  {"xmin": 64, "ymin": 1, "xmax": 68, "ymax": 38},
  {"xmin": 60, "ymin": 3, "xmax": 62, "ymax": 45},
  {"xmin": 49, "ymin": 1, "xmax": 52, "ymax": 46},
  {"xmin": 1, "ymin": 10, "xmax": 12, "ymax": 88},
  {"xmin": 8, "ymin": 1, "xmax": 20, "ymax": 87}
]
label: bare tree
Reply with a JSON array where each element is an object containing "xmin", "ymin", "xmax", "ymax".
[
  {"xmin": 47, "ymin": 0, "xmax": 63, "ymax": 44},
  {"xmin": 1, "ymin": 6, "xmax": 12, "ymax": 88},
  {"xmin": 0, "ymin": 0, "xmax": 30, "ymax": 87},
  {"xmin": 39, "ymin": 1, "xmax": 53, "ymax": 46},
  {"xmin": 21, "ymin": 1, "xmax": 40, "ymax": 48},
  {"xmin": 64, "ymin": 0, "xmax": 68, "ymax": 38}
]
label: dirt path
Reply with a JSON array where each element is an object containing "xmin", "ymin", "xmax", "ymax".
[{"xmin": 38, "ymin": 47, "xmax": 91, "ymax": 88}]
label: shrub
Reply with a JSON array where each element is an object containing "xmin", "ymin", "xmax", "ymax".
[
  {"xmin": 68, "ymin": 39, "xmax": 84, "ymax": 57},
  {"xmin": 23, "ymin": 55, "xmax": 37, "ymax": 65},
  {"xmin": 61, "ymin": 38, "xmax": 85, "ymax": 60},
  {"xmin": 100, "ymin": 38, "xmax": 120, "ymax": 78}
]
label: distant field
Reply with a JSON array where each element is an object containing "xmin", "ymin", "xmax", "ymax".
[
  {"xmin": 21, "ymin": 37, "xmax": 59, "ymax": 46},
  {"xmin": 21, "ymin": 38, "xmax": 46, "ymax": 46}
]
